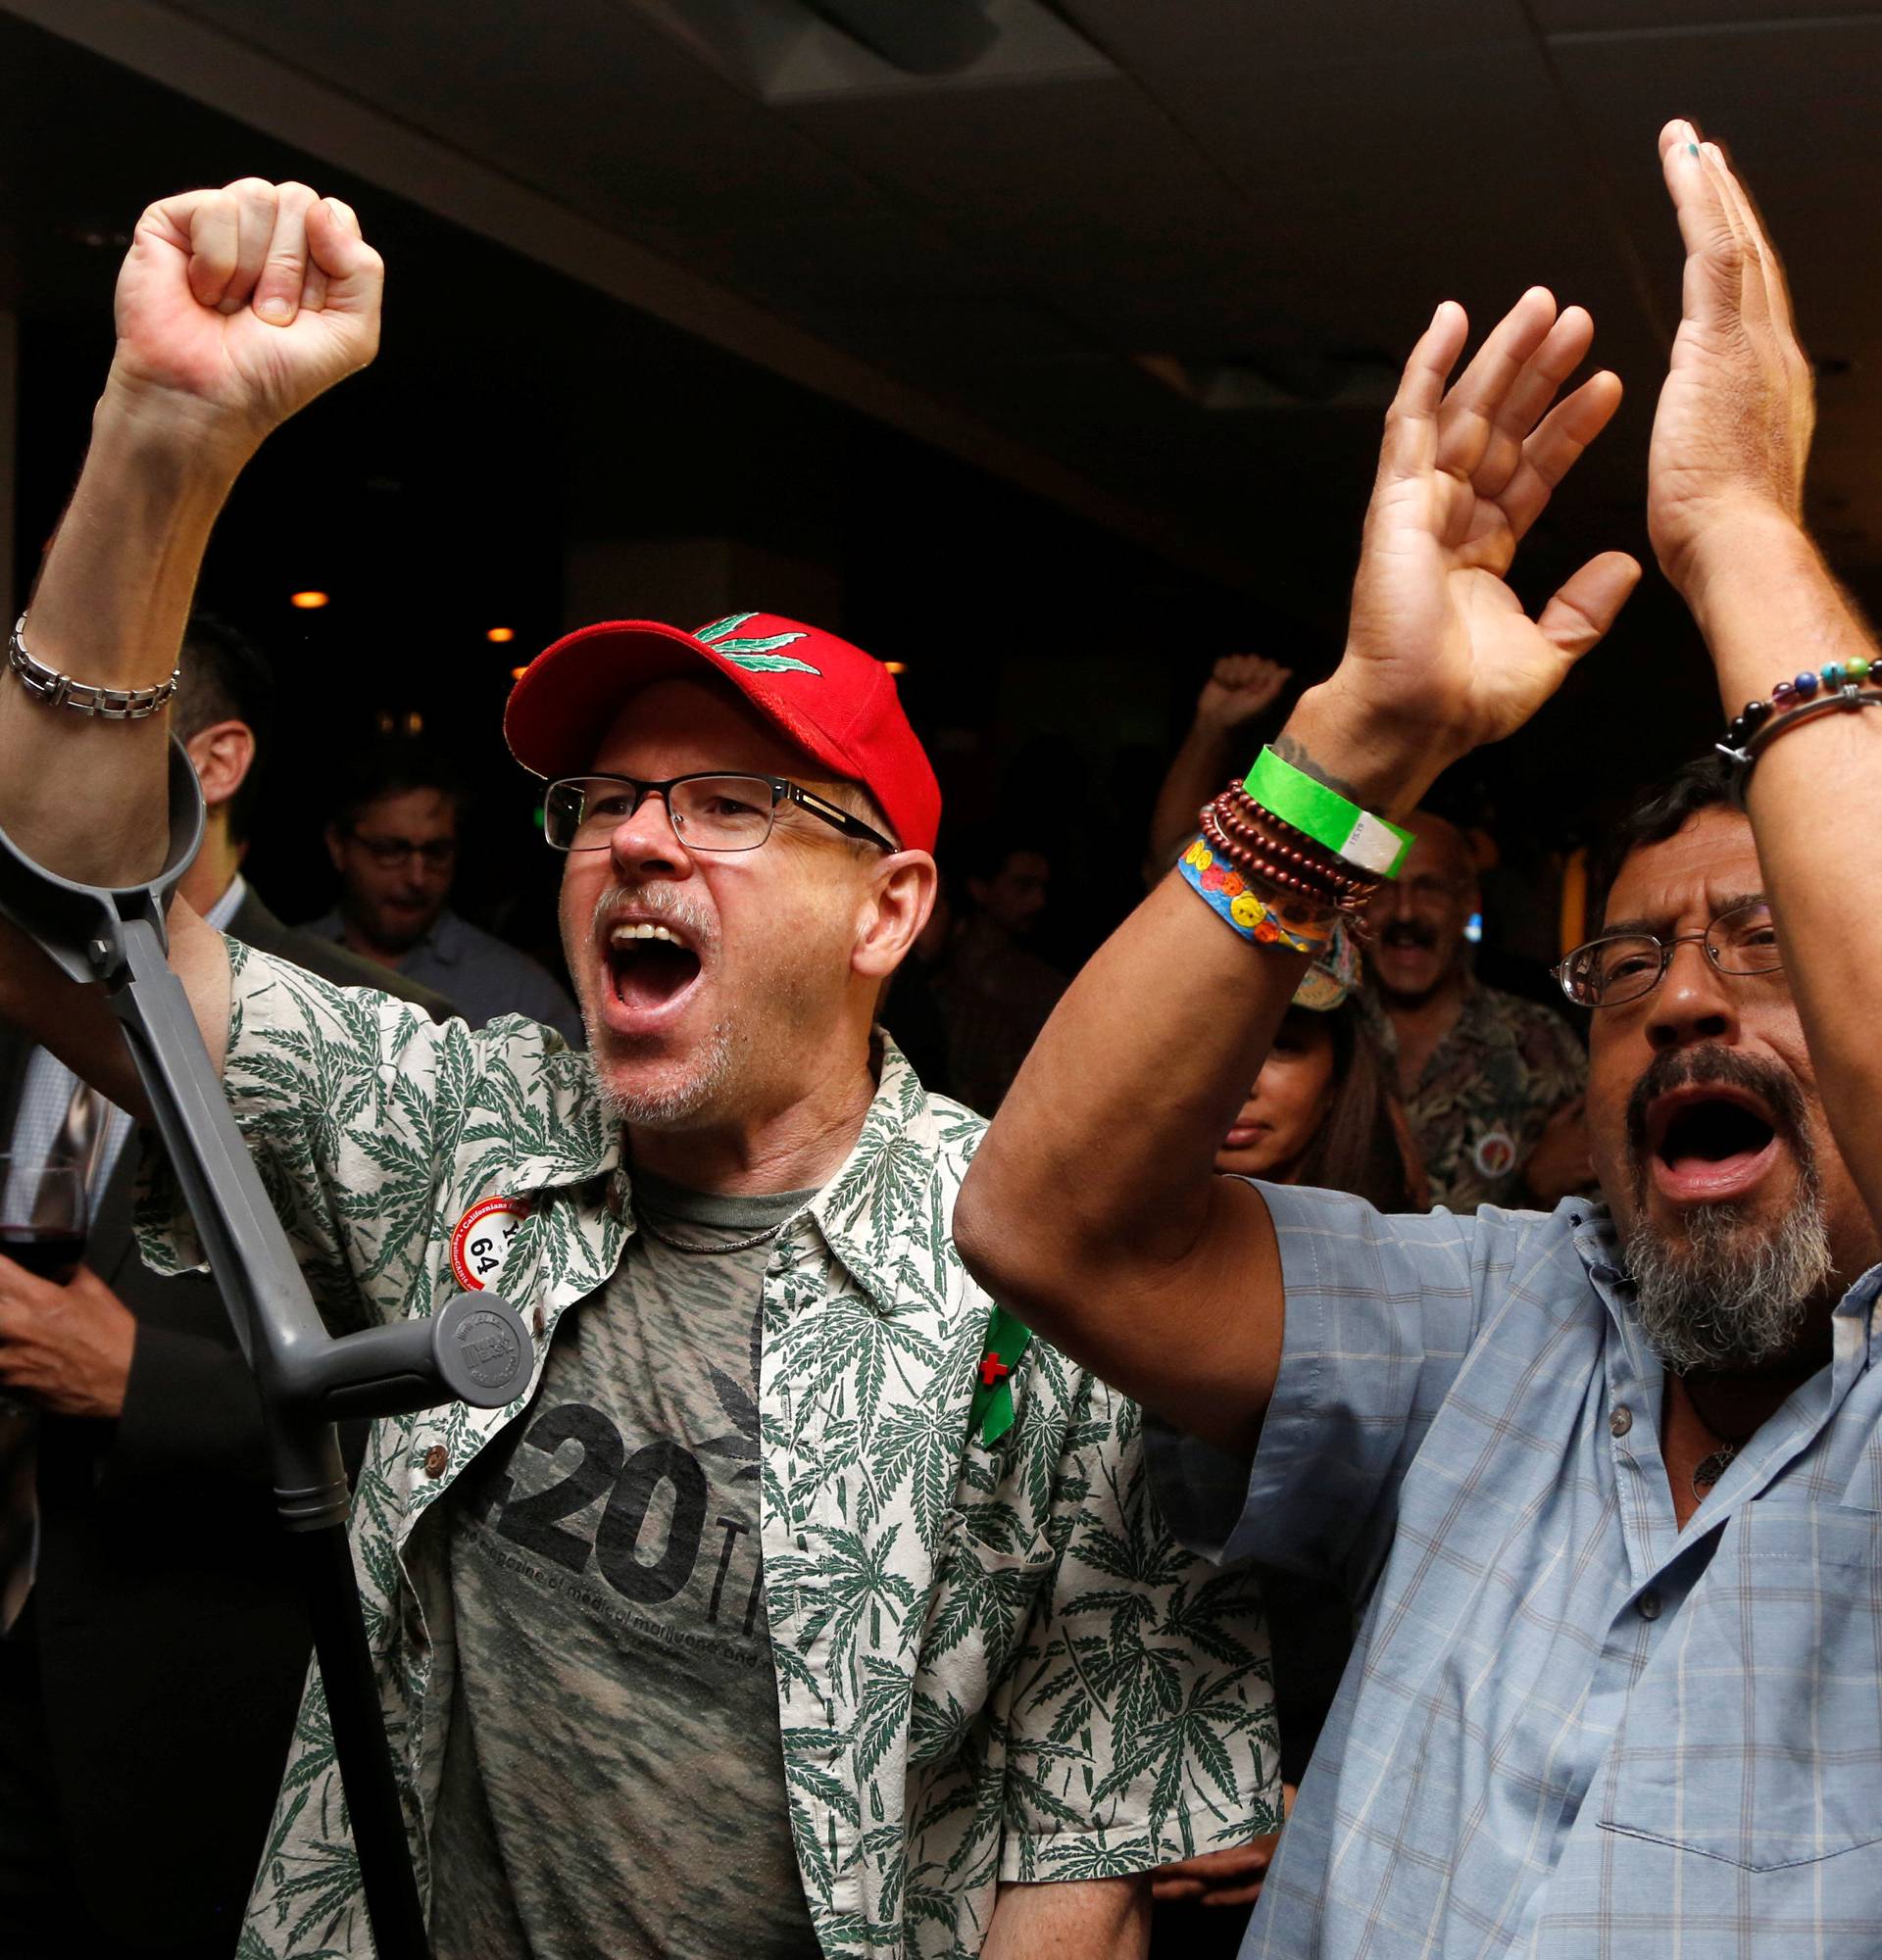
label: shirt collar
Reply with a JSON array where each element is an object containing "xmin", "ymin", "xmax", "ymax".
[
  {"xmin": 422, "ymin": 908, "xmax": 466, "ymax": 964},
  {"xmin": 309, "ymin": 906, "xmax": 454, "ymax": 963},
  {"xmin": 204, "ymin": 873, "xmax": 248, "ymax": 934},
  {"xmin": 1567, "ymin": 1196, "xmax": 1882, "ymax": 1385},
  {"xmin": 806, "ymin": 1036, "xmax": 944, "ymax": 1315},
  {"xmin": 503, "ymin": 1051, "xmax": 622, "ymax": 1198},
  {"xmin": 1448, "ymin": 972, "xmax": 1519, "ymax": 1053}
]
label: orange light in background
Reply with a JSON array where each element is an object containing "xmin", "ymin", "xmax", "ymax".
[
  {"xmin": 511, "ymin": 665, "xmax": 529, "ymax": 682},
  {"xmin": 289, "ymin": 590, "xmax": 330, "ymax": 610},
  {"xmin": 486, "ymin": 626, "xmax": 517, "ymax": 644},
  {"xmin": 884, "ymin": 660, "xmax": 908, "ymax": 675}
]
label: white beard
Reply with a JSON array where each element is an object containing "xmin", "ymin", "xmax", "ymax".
[{"xmin": 1622, "ymin": 1178, "xmax": 1832, "ymax": 1375}]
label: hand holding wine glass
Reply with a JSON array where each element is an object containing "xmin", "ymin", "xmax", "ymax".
[
  {"xmin": 0, "ymin": 1155, "xmax": 136, "ymax": 1420},
  {"xmin": 0, "ymin": 1154, "xmax": 87, "ymax": 1285}
]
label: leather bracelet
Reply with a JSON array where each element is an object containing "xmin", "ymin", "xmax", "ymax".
[
  {"xmin": 1716, "ymin": 682, "xmax": 1882, "ymax": 768},
  {"xmin": 7, "ymin": 612, "xmax": 179, "ymax": 719}
]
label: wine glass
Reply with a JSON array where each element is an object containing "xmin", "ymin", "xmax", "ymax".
[
  {"xmin": 0, "ymin": 1154, "xmax": 88, "ymax": 1286},
  {"xmin": 0, "ymin": 1154, "xmax": 87, "ymax": 1415}
]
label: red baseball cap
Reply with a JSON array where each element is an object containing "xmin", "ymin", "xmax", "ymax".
[{"xmin": 504, "ymin": 611, "xmax": 941, "ymax": 854}]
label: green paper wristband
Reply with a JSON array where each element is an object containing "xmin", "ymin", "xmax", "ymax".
[{"xmin": 1243, "ymin": 747, "xmax": 1415, "ymax": 879}]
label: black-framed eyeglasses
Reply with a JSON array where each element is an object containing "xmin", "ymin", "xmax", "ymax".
[
  {"xmin": 1554, "ymin": 898, "xmax": 1781, "ymax": 1009},
  {"xmin": 348, "ymin": 831, "xmax": 457, "ymax": 869},
  {"xmin": 542, "ymin": 772, "xmax": 896, "ymax": 855}
]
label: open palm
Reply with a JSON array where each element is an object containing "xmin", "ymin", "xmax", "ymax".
[
  {"xmin": 1340, "ymin": 290, "xmax": 1639, "ymax": 766},
  {"xmin": 111, "ymin": 178, "xmax": 382, "ymax": 450}
]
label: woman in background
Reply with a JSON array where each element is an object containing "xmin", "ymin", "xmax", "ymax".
[{"xmin": 1151, "ymin": 933, "xmax": 1422, "ymax": 1954}]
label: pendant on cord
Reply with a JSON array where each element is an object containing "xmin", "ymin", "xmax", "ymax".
[{"xmin": 1691, "ymin": 1442, "xmax": 1738, "ymax": 1499}]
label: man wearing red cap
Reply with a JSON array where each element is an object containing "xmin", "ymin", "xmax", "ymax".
[{"xmin": 0, "ymin": 183, "xmax": 1273, "ymax": 1957}]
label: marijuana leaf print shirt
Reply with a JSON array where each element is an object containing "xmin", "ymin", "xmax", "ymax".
[{"xmin": 139, "ymin": 942, "xmax": 1279, "ymax": 1958}]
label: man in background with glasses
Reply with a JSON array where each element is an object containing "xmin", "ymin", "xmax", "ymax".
[
  {"xmin": 311, "ymin": 741, "xmax": 583, "ymax": 1045},
  {"xmin": 1361, "ymin": 809, "xmax": 1588, "ymax": 1210},
  {"xmin": 960, "ymin": 122, "xmax": 1882, "ymax": 1955},
  {"xmin": 0, "ymin": 177, "xmax": 1272, "ymax": 1959}
]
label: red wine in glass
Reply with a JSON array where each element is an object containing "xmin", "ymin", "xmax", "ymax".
[
  {"xmin": 0, "ymin": 1225, "xmax": 85, "ymax": 1284},
  {"xmin": 0, "ymin": 1155, "xmax": 88, "ymax": 1286}
]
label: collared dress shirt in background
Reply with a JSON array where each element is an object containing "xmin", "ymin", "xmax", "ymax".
[
  {"xmin": 10, "ymin": 874, "xmax": 247, "ymax": 1197},
  {"xmin": 1151, "ymin": 1181, "xmax": 1882, "ymax": 1960},
  {"xmin": 307, "ymin": 904, "xmax": 583, "ymax": 1047}
]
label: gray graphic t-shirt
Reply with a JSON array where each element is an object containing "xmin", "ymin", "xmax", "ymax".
[{"xmin": 428, "ymin": 1171, "xmax": 822, "ymax": 1959}]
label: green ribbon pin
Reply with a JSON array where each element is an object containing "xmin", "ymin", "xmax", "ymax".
[{"xmin": 967, "ymin": 1302, "xmax": 1033, "ymax": 1446}]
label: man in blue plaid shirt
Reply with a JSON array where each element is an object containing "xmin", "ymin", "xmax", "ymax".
[{"xmin": 962, "ymin": 122, "xmax": 1882, "ymax": 1957}]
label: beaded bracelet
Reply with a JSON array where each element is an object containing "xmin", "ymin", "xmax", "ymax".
[
  {"xmin": 1201, "ymin": 806, "xmax": 1342, "ymax": 913},
  {"xmin": 1217, "ymin": 784, "xmax": 1379, "ymax": 902},
  {"xmin": 1178, "ymin": 836, "xmax": 1332, "ymax": 954},
  {"xmin": 1718, "ymin": 660, "xmax": 1882, "ymax": 767},
  {"xmin": 1203, "ymin": 784, "xmax": 1383, "ymax": 915}
]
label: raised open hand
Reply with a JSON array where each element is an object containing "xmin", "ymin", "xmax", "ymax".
[
  {"xmin": 1649, "ymin": 120, "xmax": 1814, "ymax": 595},
  {"xmin": 108, "ymin": 178, "xmax": 383, "ymax": 458},
  {"xmin": 1313, "ymin": 292, "xmax": 1639, "ymax": 804}
]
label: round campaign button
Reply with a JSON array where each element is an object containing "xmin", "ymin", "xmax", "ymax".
[
  {"xmin": 1471, "ymin": 1127, "xmax": 1517, "ymax": 1182},
  {"xmin": 449, "ymin": 1195, "xmax": 530, "ymax": 1292},
  {"xmin": 450, "ymin": 1305, "xmax": 525, "ymax": 1396}
]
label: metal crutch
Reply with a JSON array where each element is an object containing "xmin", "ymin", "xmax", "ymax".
[{"xmin": 0, "ymin": 742, "xmax": 530, "ymax": 1959}]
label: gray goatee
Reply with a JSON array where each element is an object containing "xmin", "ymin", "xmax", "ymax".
[
  {"xmin": 1621, "ymin": 1042, "xmax": 1832, "ymax": 1375},
  {"xmin": 1621, "ymin": 1184, "xmax": 1831, "ymax": 1375}
]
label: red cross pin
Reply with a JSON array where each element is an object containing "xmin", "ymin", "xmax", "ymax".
[{"xmin": 978, "ymin": 1349, "xmax": 1011, "ymax": 1390}]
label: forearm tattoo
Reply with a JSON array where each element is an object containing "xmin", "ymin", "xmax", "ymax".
[{"xmin": 1267, "ymin": 733, "xmax": 1366, "ymax": 806}]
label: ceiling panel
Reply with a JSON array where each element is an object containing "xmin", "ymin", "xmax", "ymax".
[
  {"xmin": 784, "ymin": 74, "xmax": 1295, "ymax": 353},
  {"xmin": 142, "ymin": 0, "xmax": 1879, "ymax": 591},
  {"xmin": 166, "ymin": 0, "xmax": 1001, "ymax": 308},
  {"xmin": 1534, "ymin": 0, "xmax": 1881, "ymax": 31},
  {"xmin": 1057, "ymin": 0, "xmax": 1527, "ymax": 73}
]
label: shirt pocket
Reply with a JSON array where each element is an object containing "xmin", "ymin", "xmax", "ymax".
[
  {"xmin": 910, "ymin": 1510, "xmax": 1058, "ymax": 1766},
  {"xmin": 1600, "ymin": 1506, "xmax": 1882, "ymax": 1871}
]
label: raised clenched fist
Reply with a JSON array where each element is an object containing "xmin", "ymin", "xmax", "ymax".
[
  {"xmin": 1194, "ymin": 654, "xmax": 1292, "ymax": 735},
  {"xmin": 107, "ymin": 177, "xmax": 383, "ymax": 458}
]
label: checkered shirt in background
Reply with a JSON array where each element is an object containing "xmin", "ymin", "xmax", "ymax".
[{"xmin": 1150, "ymin": 1181, "xmax": 1882, "ymax": 1959}]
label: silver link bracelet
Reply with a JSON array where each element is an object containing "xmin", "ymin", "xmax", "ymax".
[{"xmin": 8, "ymin": 612, "xmax": 179, "ymax": 719}]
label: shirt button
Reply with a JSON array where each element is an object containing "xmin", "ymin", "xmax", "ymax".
[
  {"xmin": 422, "ymin": 1446, "xmax": 449, "ymax": 1480},
  {"xmin": 1610, "ymin": 1406, "xmax": 1633, "ymax": 1438},
  {"xmin": 531, "ymin": 1304, "xmax": 547, "ymax": 1339},
  {"xmin": 1638, "ymin": 1589, "xmax": 1661, "ymax": 1621}
]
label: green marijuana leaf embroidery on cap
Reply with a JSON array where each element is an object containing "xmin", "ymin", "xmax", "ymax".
[{"xmin": 695, "ymin": 611, "xmax": 822, "ymax": 675}]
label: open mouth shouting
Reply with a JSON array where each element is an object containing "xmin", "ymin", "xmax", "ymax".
[
  {"xmin": 1627, "ymin": 1046, "xmax": 1808, "ymax": 1211},
  {"xmin": 598, "ymin": 910, "xmax": 707, "ymax": 1037},
  {"xmin": 1644, "ymin": 1084, "xmax": 1780, "ymax": 1204}
]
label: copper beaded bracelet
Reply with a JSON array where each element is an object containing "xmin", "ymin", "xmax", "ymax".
[
  {"xmin": 1200, "ymin": 804, "xmax": 1357, "ymax": 916},
  {"xmin": 1201, "ymin": 788, "xmax": 1382, "ymax": 915},
  {"xmin": 1215, "ymin": 784, "xmax": 1377, "ymax": 901},
  {"xmin": 1199, "ymin": 806, "xmax": 1344, "ymax": 910}
]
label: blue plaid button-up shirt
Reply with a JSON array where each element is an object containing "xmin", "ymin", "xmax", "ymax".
[{"xmin": 1150, "ymin": 1182, "xmax": 1882, "ymax": 1959}]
